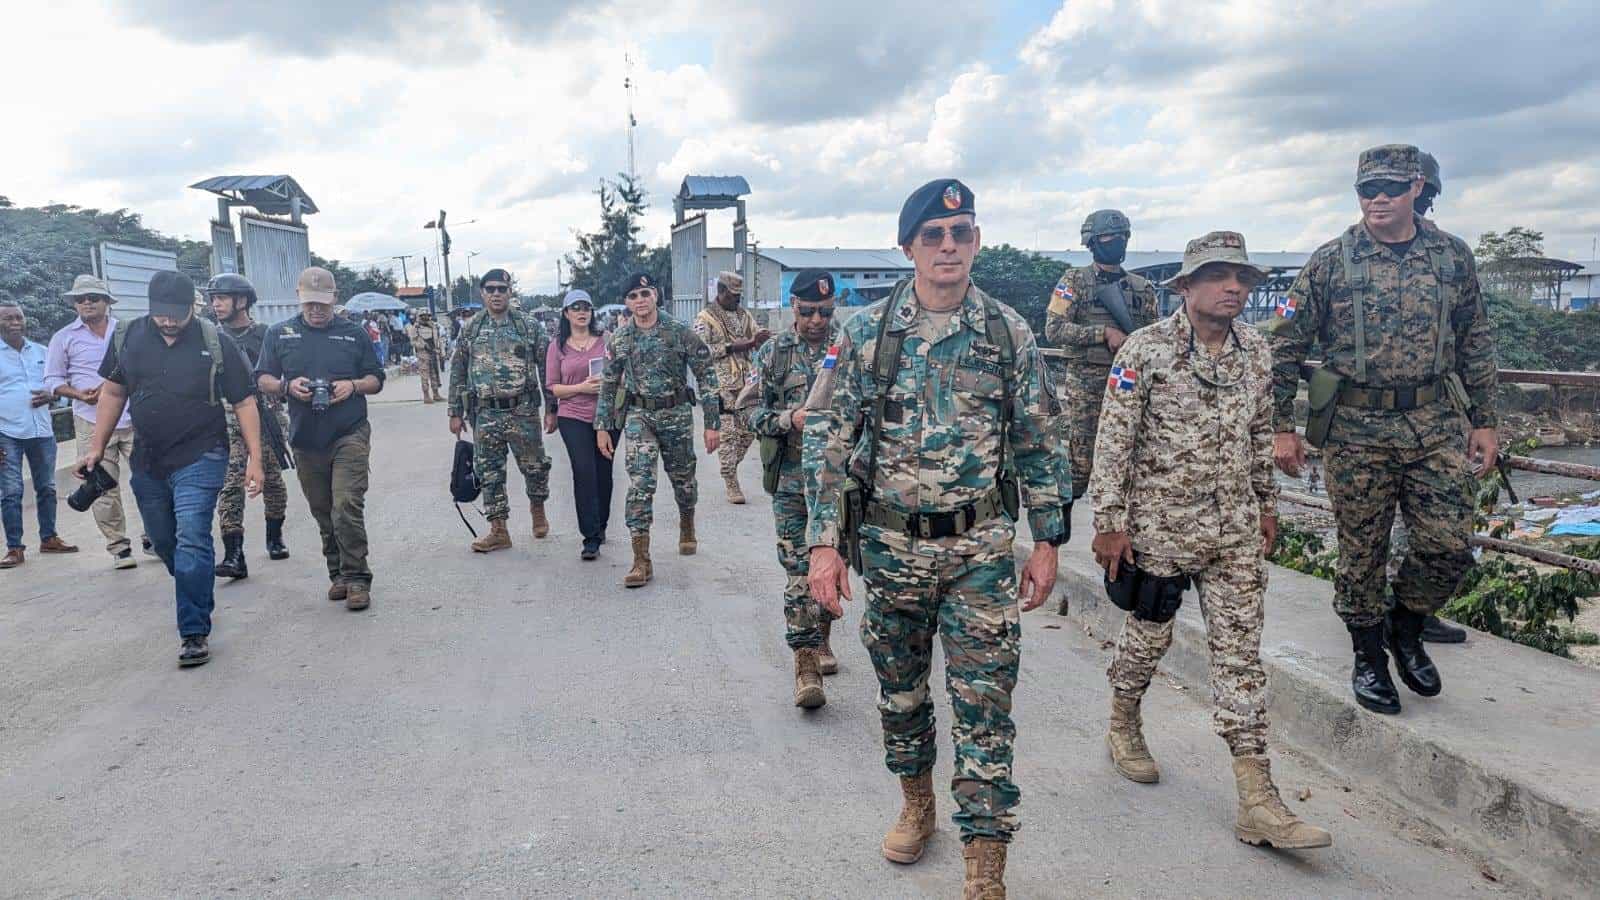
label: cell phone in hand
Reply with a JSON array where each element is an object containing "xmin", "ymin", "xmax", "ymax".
[{"xmin": 588, "ymin": 357, "xmax": 605, "ymax": 378}]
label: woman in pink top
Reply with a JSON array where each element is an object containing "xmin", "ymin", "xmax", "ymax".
[{"xmin": 545, "ymin": 290, "xmax": 618, "ymax": 560}]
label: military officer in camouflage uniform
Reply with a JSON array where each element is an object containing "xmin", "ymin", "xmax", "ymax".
[
  {"xmin": 738, "ymin": 268, "xmax": 839, "ymax": 710},
  {"xmin": 694, "ymin": 271, "xmax": 768, "ymax": 504},
  {"xmin": 448, "ymin": 268, "xmax": 554, "ymax": 552},
  {"xmin": 1268, "ymin": 145, "xmax": 1498, "ymax": 716},
  {"xmin": 406, "ymin": 311, "xmax": 443, "ymax": 404},
  {"xmin": 807, "ymin": 180, "xmax": 1068, "ymax": 898},
  {"xmin": 207, "ymin": 273, "xmax": 290, "ymax": 579},
  {"xmin": 1091, "ymin": 231, "xmax": 1331, "ymax": 851},
  {"xmin": 595, "ymin": 273, "xmax": 721, "ymax": 589},
  {"xmin": 1044, "ymin": 210, "xmax": 1160, "ymax": 502}
]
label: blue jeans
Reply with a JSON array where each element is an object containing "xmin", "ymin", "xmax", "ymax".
[
  {"xmin": 130, "ymin": 446, "xmax": 227, "ymax": 637},
  {"xmin": 0, "ymin": 432, "xmax": 59, "ymax": 550}
]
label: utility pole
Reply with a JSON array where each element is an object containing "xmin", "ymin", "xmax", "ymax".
[
  {"xmin": 556, "ymin": 258, "xmax": 564, "ymax": 292},
  {"xmin": 624, "ymin": 53, "xmax": 638, "ymax": 183},
  {"xmin": 466, "ymin": 251, "xmax": 481, "ymax": 283},
  {"xmin": 422, "ymin": 257, "xmax": 433, "ymax": 314},
  {"xmin": 392, "ymin": 255, "xmax": 414, "ymax": 286}
]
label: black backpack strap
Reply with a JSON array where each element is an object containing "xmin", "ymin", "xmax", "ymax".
[
  {"xmin": 981, "ymin": 297, "xmax": 1017, "ymax": 474},
  {"xmin": 863, "ymin": 293, "xmax": 904, "ymax": 501}
]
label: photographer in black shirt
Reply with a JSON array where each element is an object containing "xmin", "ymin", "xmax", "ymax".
[
  {"xmin": 256, "ymin": 267, "xmax": 385, "ymax": 611},
  {"xmin": 81, "ymin": 271, "xmax": 261, "ymax": 667}
]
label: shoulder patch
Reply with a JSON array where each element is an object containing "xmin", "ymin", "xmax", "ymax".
[{"xmin": 1107, "ymin": 365, "xmax": 1138, "ymax": 392}]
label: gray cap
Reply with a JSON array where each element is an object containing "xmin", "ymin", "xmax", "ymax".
[
  {"xmin": 1081, "ymin": 209, "xmax": 1131, "ymax": 245},
  {"xmin": 63, "ymin": 274, "xmax": 114, "ymax": 301},
  {"xmin": 562, "ymin": 289, "xmax": 593, "ymax": 309}
]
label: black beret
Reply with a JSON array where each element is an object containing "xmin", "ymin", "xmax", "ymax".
[
  {"xmin": 623, "ymin": 272, "xmax": 657, "ymax": 294},
  {"xmin": 897, "ymin": 179, "xmax": 974, "ymax": 246},
  {"xmin": 479, "ymin": 268, "xmax": 512, "ymax": 287},
  {"xmin": 790, "ymin": 268, "xmax": 836, "ymax": 302},
  {"xmin": 148, "ymin": 270, "xmax": 196, "ymax": 315}
]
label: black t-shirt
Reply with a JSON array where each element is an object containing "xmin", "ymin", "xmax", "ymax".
[
  {"xmin": 256, "ymin": 314, "xmax": 386, "ymax": 451},
  {"xmin": 1381, "ymin": 236, "xmax": 1416, "ymax": 259},
  {"xmin": 222, "ymin": 320, "xmax": 270, "ymax": 367},
  {"xmin": 100, "ymin": 317, "xmax": 256, "ymax": 477}
]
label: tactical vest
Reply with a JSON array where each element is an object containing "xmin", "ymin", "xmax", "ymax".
[
  {"xmin": 1336, "ymin": 227, "xmax": 1464, "ymax": 385},
  {"xmin": 1060, "ymin": 271, "xmax": 1135, "ymax": 367}
]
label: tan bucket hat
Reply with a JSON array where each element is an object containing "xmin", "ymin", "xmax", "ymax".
[
  {"xmin": 1162, "ymin": 231, "xmax": 1272, "ymax": 286},
  {"xmin": 296, "ymin": 266, "xmax": 338, "ymax": 304},
  {"xmin": 62, "ymin": 274, "xmax": 114, "ymax": 302}
]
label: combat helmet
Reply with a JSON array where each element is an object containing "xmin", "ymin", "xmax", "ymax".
[
  {"xmin": 1081, "ymin": 209, "xmax": 1132, "ymax": 246},
  {"xmin": 204, "ymin": 272, "xmax": 258, "ymax": 307}
]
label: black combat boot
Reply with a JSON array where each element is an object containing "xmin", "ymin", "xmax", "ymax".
[
  {"xmin": 265, "ymin": 517, "xmax": 290, "ymax": 561},
  {"xmin": 1347, "ymin": 623, "xmax": 1401, "ymax": 715},
  {"xmin": 1420, "ymin": 614, "xmax": 1466, "ymax": 643},
  {"xmin": 1387, "ymin": 607, "xmax": 1443, "ymax": 697},
  {"xmin": 214, "ymin": 532, "xmax": 248, "ymax": 580}
]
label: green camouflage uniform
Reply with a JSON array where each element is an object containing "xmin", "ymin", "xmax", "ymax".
[
  {"xmin": 1267, "ymin": 214, "xmax": 1497, "ymax": 627},
  {"xmin": 218, "ymin": 320, "xmax": 287, "ymax": 534},
  {"xmin": 447, "ymin": 311, "xmax": 553, "ymax": 521},
  {"xmin": 1091, "ymin": 309, "xmax": 1279, "ymax": 756},
  {"xmin": 804, "ymin": 281, "xmax": 1067, "ymax": 844},
  {"xmin": 739, "ymin": 322, "xmax": 840, "ymax": 650},
  {"xmin": 694, "ymin": 303, "xmax": 759, "ymax": 483},
  {"xmin": 1044, "ymin": 265, "xmax": 1159, "ymax": 499},
  {"xmin": 595, "ymin": 312, "xmax": 720, "ymax": 535}
]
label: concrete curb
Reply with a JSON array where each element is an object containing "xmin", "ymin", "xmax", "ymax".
[{"xmin": 1053, "ymin": 535, "xmax": 1599, "ymax": 894}]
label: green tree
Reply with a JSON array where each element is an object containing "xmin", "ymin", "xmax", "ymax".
[
  {"xmin": 970, "ymin": 244, "xmax": 1064, "ymax": 337},
  {"xmin": 450, "ymin": 275, "xmax": 475, "ymax": 307},
  {"xmin": 1476, "ymin": 226, "xmax": 1551, "ymax": 303},
  {"xmin": 1475, "ymin": 226, "xmax": 1545, "ymax": 262},
  {"xmin": 564, "ymin": 174, "xmax": 668, "ymax": 306}
]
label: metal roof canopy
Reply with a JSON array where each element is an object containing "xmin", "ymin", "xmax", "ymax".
[{"xmin": 190, "ymin": 175, "xmax": 319, "ymax": 222}]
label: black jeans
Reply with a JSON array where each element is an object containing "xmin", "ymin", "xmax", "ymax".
[{"xmin": 557, "ymin": 416, "xmax": 619, "ymax": 545}]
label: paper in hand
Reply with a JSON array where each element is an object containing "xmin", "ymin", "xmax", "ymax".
[{"xmin": 588, "ymin": 357, "xmax": 605, "ymax": 378}]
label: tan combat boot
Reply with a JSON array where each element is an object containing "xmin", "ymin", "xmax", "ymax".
[
  {"xmin": 793, "ymin": 648, "xmax": 826, "ymax": 708},
  {"xmin": 725, "ymin": 475, "xmax": 746, "ymax": 505},
  {"xmin": 962, "ymin": 839, "xmax": 1008, "ymax": 900},
  {"xmin": 881, "ymin": 773, "xmax": 936, "ymax": 864},
  {"xmin": 472, "ymin": 519, "xmax": 512, "ymax": 553},
  {"xmin": 327, "ymin": 581, "xmax": 346, "ymax": 603},
  {"xmin": 530, "ymin": 502, "xmax": 550, "ymax": 539},
  {"xmin": 816, "ymin": 619, "xmax": 839, "ymax": 675},
  {"xmin": 345, "ymin": 582, "xmax": 371, "ymax": 611},
  {"xmin": 1107, "ymin": 691, "xmax": 1160, "ymax": 784},
  {"xmin": 623, "ymin": 533, "xmax": 652, "ymax": 588},
  {"xmin": 1232, "ymin": 755, "xmax": 1333, "ymax": 850},
  {"xmin": 678, "ymin": 511, "xmax": 697, "ymax": 555}
]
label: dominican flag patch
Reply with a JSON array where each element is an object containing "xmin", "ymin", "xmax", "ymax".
[
  {"xmin": 1052, "ymin": 277, "xmax": 1074, "ymax": 301},
  {"xmin": 1274, "ymin": 295, "xmax": 1297, "ymax": 319},
  {"xmin": 822, "ymin": 345, "xmax": 839, "ymax": 369},
  {"xmin": 1107, "ymin": 366, "xmax": 1138, "ymax": 392}
]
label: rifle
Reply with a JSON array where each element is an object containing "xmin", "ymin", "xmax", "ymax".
[
  {"xmin": 1093, "ymin": 280, "xmax": 1136, "ymax": 335},
  {"xmin": 257, "ymin": 396, "xmax": 294, "ymax": 470}
]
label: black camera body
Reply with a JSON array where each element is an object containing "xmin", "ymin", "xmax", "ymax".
[
  {"xmin": 308, "ymin": 378, "xmax": 333, "ymax": 412},
  {"xmin": 68, "ymin": 464, "xmax": 118, "ymax": 512}
]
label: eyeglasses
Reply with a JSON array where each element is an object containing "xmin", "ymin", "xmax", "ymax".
[
  {"xmin": 625, "ymin": 289, "xmax": 654, "ymax": 300},
  {"xmin": 917, "ymin": 224, "xmax": 977, "ymax": 247},
  {"xmin": 1356, "ymin": 179, "xmax": 1413, "ymax": 200},
  {"xmin": 483, "ymin": 285, "xmax": 510, "ymax": 295},
  {"xmin": 794, "ymin": 306, "xmax": 834, "ymax": 319},
  {"xmin": 71, "ymin": 296, "xmax": 108, "ymax": 305}
]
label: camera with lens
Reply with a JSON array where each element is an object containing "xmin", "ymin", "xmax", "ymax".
[
  {"xmin": 308, "ymin": 378, "xmax": 333, "ymax": 412},
  {"xmin": 68, "ymin": 463, "xmax": 118, "ymax": 513}
]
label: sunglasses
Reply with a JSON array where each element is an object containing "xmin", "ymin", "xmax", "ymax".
[
  {"xmin": 567, "ymin": 303, "xmax": 593, "ymax": 312},
  {"xmin": 71, "ymin": 296, "xmax": 109, "ymax": 304},
  {"xmin": 794, "ymin": 306, "xmax": 834, "ymax": 319},
  {"xmin": 1356, "ymin": 179, "xmax": 1414, "ymax": 200},
  {"xmin": 625, "ymin": 289, "xmax": 654, "ymax": 300},
  {"xmin": 917, "ymin": 223, "xmax": 977, "ymax": 247},
  {"xmin": 483, "ymin": 285, "xmax": 510, "ymax": 295}
]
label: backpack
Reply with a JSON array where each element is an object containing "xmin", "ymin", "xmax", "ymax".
[
  {"xmin": 450, "ymin": 438, "xmax": 482, "ymax": 536},
  {"xmin": 112, "ymin": 316, "xmax": 225, "ymax": 405}
]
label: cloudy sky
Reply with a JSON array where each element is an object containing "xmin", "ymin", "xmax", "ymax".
[{"xmin": 6, "ymin": 0, "xmax": 1599, "ymax": 293}]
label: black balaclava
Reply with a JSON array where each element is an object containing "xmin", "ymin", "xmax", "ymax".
[{"xmin": 1090, "ymin": 235, "xmax": 1129, "ymax": 266}]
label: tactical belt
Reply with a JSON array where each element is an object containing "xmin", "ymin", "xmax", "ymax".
[
  {"xmin": 1338, "ymin": 378, "xmax": 1444, "ymax": 411},
  {"xmin": 863, "ymin": 488, "xmax": 1005, "ymax": 540},
  {"xmin": 481, "ymin": 391, "xmax": 536, "ymax": 411},
  {"xmin": 628, "ymin": 387, "xmax": 694, "ymax": 411}
]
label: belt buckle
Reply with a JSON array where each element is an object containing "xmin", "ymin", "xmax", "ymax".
[{"xmin": 1395, "ymin": 387, "xmax": 1416, "ymax": 409}]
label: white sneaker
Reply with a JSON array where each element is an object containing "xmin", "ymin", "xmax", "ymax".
[{"xmin": 114, "ymin": 549, "xmax": 137, "ymax": 569}]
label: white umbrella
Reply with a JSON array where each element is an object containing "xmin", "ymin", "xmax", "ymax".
[{"xmin": 346, "ymin": 293, "xmax": 407, "ymax": 312}]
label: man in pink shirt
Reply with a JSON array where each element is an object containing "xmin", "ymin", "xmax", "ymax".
[{"xmin": 45, "ymin": 275, "xmax": 139, "ymax": 569}]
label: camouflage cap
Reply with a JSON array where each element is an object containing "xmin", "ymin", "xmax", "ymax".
[
  {"xmin": 1162, "ymin": 231, "xmax": 1271, "ymax": 286},
  {"xmin": 1355, "ymin": 144, "xmax": 1423, "ymax": 185},
  {"xmin": 716, "ymin": 270, "xmax": 744, "ymax": 293},
  {"xmin": 1420, "ymin": 151, "xmax": 1441, "ymax": 193}
]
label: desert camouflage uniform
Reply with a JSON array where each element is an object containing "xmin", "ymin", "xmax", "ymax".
[
  {"xmin": 218, "ymin": 320, "xmax": 287, "ymax": 534},
  {"xmin": 1266, "ymin": 213, "xmax": 1497, "ymax": 627},
  {"xmin": 804, "ymin": 280, "xmax": 1067, "ymax": 844},
  {"xmin": 1091, "ymin": 310, "xmax": 1279, "ymax": 756},
  {"xmin": 447, "ymin": 311, "xmax": 552, "ymax": 521},
  {"xmin": 596, "ymin": 312, "xmax": 719, "ymax": 535},
  {"xmin": 1045, "ymin": 265, "xmax": 1159, "ymax": 499},
  {"xmin": 407, "ymin": 319, "xmax": 443, "ymax": 402},
  {"xmin": 739, "ymin": 322, "xmax": 839, "ymax": 650},
  {"xmin": 694, "ymin": 303, "xmax": 759, "ymax": 483}
]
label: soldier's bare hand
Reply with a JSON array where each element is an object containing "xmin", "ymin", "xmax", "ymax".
[
  {"xmin": 1260, "ymin": 513, "xmax": 1278, "ymax": 557},
  {"xmin": 597, "ymin": 430, "xmax": 614, "ymax": 459},
  {"xmin": 808, "ymin": 546, "xmax": 852, "ymax": 616},
  {"xmin": 245, "ymin": 458, "xmax": 264, "ymax": 498},
  {"xmin": 1105, "ymin": 327, "xmax": 1127, "ymax": 353},
  {"xmin": 1273, "ymin": 432, "xmax": 1306, "ymax": 476},
  {"xmin": 789, "ymin": 408, "xmax": 807, "ymax": 430},
  {"xmin": 1092, "ymin": 530, "xmax": 1135, "ymax": 582},
  {"xmin": 1468, "ymin": 427, "xmax": 1499, "ymax": 479},
  {"xmin": 543, "ymin": 413, "xmax": 558, "ymax": 434},
  {"xmin": 704, "ymin": 429, "xmax": 720, "ymax": 454},
  {"xmin": 1019, "ymin": 542, "xmax": 1059, "ymax": 612},
  {"xmin": 449, "ymin": 416, "xmax": 465, "ymax": 437}
]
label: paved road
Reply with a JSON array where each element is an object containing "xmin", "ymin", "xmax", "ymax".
[{"xmin": 1, "ymin": 379, "xmax": 1524, "ymax": 897}]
